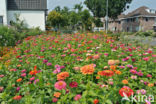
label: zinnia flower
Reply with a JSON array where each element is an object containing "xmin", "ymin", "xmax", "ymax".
[
  {"xmin": 122, "ymin": 80, "xmax": 128, "ymax": 84},
  {"xmin": 94, "ymin": 99, "xmax": 99, "ymax": 104},
  {"xmin": 53, "ymin": 92, "xmax": 61, "ymax": 98},
  {"xmin": 16, "ymin": 78, "xmax": 22, "ymax": 82},
  {"xmin": 119, "ymin": 86, "xmax": 134, "ymax": 97},
  {"xmin": 98, "ymin": 70, "xmax": 114, "ymax": 77},
  {"xmin": 13, "ymin": 95, "xmax": 22, "ymax": 100},
  {"xmin": 69, "ymin": 81, "xmax": 78, "ymax": 88},
  {"xmin": 54, "ymin": 81, "xmax": 66, "ymax": 90},
  {"xmin": 108, "ymin": 60, "xmax": 115, "ymax": 65},
  {"xmin": 57, "ymin": 72, "xmax": 69, "ymax": 80},
  {"xmin": 80, "ymin": 64, "xmax": 95, "ymax": 75},
  {"xmin": 52, "ymin": 98, "xmax": 58, "ymax": 103},
  {"xmin": 0, "ymin": 87, "xmax": 4, "ymax": 92},
  {"xmin": 74, "ymin": 94, "xmax": 81, "ymax": 101}
]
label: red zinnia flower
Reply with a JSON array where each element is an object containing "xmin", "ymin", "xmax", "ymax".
[
  {"xmin": 69, "ymin": 81, "xmax": 78, "ymax": 88},
  {"xmin": 94, "ymin": 99, "xmax": 99, "ymax": 104},
  {"xmin": 119, "ymin": 86, "xmax": 134, "ymax": 97},
  {"xmin": 13, "ymin": 95, "xmax": 22, "ymax": 100},
  {"xmin": 98, "ymin": 70, "xmax": 114, "ymax": 77}
]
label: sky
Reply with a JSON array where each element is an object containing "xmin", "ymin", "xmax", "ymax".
[{"xmin": 48, "ymin": 0, "xmax": 156, "ymax": 14}]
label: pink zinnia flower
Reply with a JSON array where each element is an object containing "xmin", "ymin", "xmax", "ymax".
[
  {"xmin": 54, "ymin": 81, "xmax": 66, "ymax": 90},
  {"xmin": 21, "ymin": 69, "xmax": 26, "ymax": 73},
  {"xmin": 140, "ymin": 89, "xmax": 146, "ymax": 95},
  {"xmin": 143, "ymin": 57, "xmax": 149, "ymax": 61},
  {"xmin": 43, "ymin": 59, "xmax": 48, "ymax": 63},
  {"xmin": 147, "ymin": 74, "xmax": 152, "ymax": 78},
  {"xmin": 16, "ymin": 87, "xmax": 20, "ymax": 91},
  {"xmin": 74, "ymin": 94, "xmax": 81, "ymax": 101},
  {"xmin": 130, "ymin": 69, "xmax": 137, "ymax": 74},
  {"xmin": 145, "ymin": 100, "xmax": 151, "ymax": 104},
  {"xmin": 119, "ymin": 66, "xmax": 125, "ymax": 69},
  {"xmin": 21, "ymin": 73, "xmax": 26, "ymax": 77},
  {"xmin": 0, "ymin": 87, "xmax": 4, "ymax": 92},
  {"xmin": 34, "ymin": 79, "xmax": 39, "ymax": 84},
  {"xmin": 137, "ymin": 71, "xmax": 143, "ymax": 76},
  {"xmin": 0, "ymin": 75, "xmax": 4, "ymax": 78},
  {"xmin": 52, "ymin": 98, "xmax": 58, "ymax": 103},
  {"xmin": 47, "ymin": 62, "xmax": 52, "ymax": 66},
  {"xmin": 30, "ymin": 77, "xmax": 35, "ymax": 81}
]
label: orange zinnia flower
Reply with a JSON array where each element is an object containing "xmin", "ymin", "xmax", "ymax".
[
  {"xmin": 115, "ymin": 70, "xmax": 122, "ymax": 75},
  {"xmin": 110, "ymin": 65, "xmax": 117, "ymax": 71},
  {"xmin": 16, "ymin": 78, "xmax": 22, "ymax": 82},
  {"xmin": 98, "ymin": 70, "xmax": 114, "ymax": 77},
  {"xmin": 54, "ymin": 92, "xmax": 61, "ymax": 98},
  {"xmin": 148, "ymin": 83, "xmax": 154, "ymax": 87},
  {"xmin": 122, "ymin": 80, "xmax": 128, "ymax": 84},
  {"xmin": 96, "ymin": 76, "xmax": 100, "ymax": 79},
  {"xmin": 80, "ymin": 64, "xmax": 95, "ymax": 75},
  {"xmin": 29, "ymin": 70, "xmax": 38, "ymax": 75},
  {"xmin": 57, "ymin": 72, "xmax": 69, "ymax": 80},
  {"xmin": 29, "ymin": 66, "xmax": 38, "ymax": 75}
]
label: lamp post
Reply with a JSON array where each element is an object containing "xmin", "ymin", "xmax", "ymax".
[{"xmin": 105, "ymin": 0, "xmax": 109, "ymax": 33}]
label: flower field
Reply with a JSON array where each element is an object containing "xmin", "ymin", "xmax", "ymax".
[{"xmin": 0, "ymin": 33, "xmax": 155, "ymax": 104}]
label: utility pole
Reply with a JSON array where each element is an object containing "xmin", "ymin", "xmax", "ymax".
[{"xmin": 105, "ymin": 0, "xmax": 109, "ymax": 33}]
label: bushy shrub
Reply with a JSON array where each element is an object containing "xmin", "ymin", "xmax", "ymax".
[
  {"xmin": 135, "ymin": 30, "xmax": 156, "ymax": 37},
  {"xmin": 0, "ymin": 26, "xmax": 19, "ymax": 46},
  {"xmin": 0, "ymin": 26, "xmax": 44, "ymax": 48}
]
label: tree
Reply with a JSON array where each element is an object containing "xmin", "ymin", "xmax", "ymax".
[
  {"xmin": 84, "ymin": 0, "xmax": 132, "ymax": 19},
  {"xmin": 74, "ymin": 3, "xmax": 83, "ymax": 13},
  {"xmin": 47, "ymin": 10, "xmax": 63, "ymax": 28},
  {"xmin": 81, "ymin": 9, "xmax": 92, "ymax": 30}
]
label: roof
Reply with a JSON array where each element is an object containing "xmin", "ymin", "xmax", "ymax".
[
  {"xmin": 7, "ymin": 0, "xmax": 47, "ymax": 10},
  {"xmin": 124, "ymin": 6, "xmax": 156, "ymax": 18}
]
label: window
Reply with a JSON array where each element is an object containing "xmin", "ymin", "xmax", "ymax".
[
  {"xmin": 145, "ymin": 17, "xmax": 148, "ymax": 22},
  {"xmin": 0, "ymin": 16, "xmax": 3, "ymax": 25}
]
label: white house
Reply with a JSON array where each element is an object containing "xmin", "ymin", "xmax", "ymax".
[{"xmin": 0, "ymin": 0, "xmax": 47, "ymax": 30}]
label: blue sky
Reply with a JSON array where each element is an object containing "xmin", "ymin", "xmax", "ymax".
[{"xmin": 48, "ymin": 0, "xmax": 156, "ymax": 14}]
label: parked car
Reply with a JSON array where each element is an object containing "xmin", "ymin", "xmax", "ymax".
[{"xmin": 93, "ymin": 27, "xmax": 105, "ymax": 32}]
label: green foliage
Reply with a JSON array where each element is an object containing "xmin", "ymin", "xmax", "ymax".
[
  {"xmin": 94, "ymin": 18, "xmax": 103, "ymax": 27},
  {"xmin": 84, "ymin": 0, "xmax": 132, "ymax": 19},
  {"xmin": 135, "ymin": 30, "xmax": 156, "ymax": 37},
  {"xmin": 47, "ymin": 4, "xmax": 93, "ymax": 31},
  {"xmin": 47, "ymin": 10, "xmax": 63, "ymax": 28},
  {"xmin": 81, "ymin": 9, "xmax": 92, "ymax": 30},
  {"xmin": 0, "ymin": 26, "xmax": 43, "ymax": 47},
  {"xmin": 0, "ymin": 26, "xmax": 19, "ymax": 46}
]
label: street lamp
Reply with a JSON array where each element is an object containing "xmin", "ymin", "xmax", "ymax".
[{"xmin": 105, "ymin": 0, "xmax": 109, "ymax": 33}]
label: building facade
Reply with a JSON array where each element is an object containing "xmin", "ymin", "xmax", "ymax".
[
  {"xmin": 108, "ymin": 6, "xmax": 156, "ymax": 32},
  {"xmin": 0, "ymin": 0, "xmax": 47, "ymax": 30}
]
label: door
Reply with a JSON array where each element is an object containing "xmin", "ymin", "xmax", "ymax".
[{"xmin": 0, "ymin": 16, "xmax": 3, "ymax": 25}]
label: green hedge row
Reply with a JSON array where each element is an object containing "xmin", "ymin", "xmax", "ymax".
[{"xmin": 0, "ymin": 26, "xmax": 44, "ymax": 47}]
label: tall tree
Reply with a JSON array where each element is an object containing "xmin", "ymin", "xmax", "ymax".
[
  {"xmin": 81, "ymin": 9, "xmax": 92, "ymax": 30},
  {"xmin": 84, "ymin": 0, "xmax": 132, "ymax": 19},
  {"xmin": 47, "ymin": 10, "xmax": 63, "ymax": 28},
  {"xmin": 74, "ymin": 3, "xmax": 83, "ymax": 12}
]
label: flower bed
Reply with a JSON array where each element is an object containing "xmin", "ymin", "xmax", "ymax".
[{"xmin": 0, "ymin": 33, "xmax": 155, "ymax": 104}]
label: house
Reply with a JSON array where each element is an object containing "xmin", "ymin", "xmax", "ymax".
[
  {"xmin": 108, "ymin": 6, "xmax": 156, "ymax": 32},
  {"xmin": 0, "ymin": 0, "xmax": 47, "ymax": 30}
]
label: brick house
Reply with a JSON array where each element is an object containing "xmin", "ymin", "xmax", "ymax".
[{"xmin": 108, "ymin": 6, "xmax": 156, "ymax": 32}]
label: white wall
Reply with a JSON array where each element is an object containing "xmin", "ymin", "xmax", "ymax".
[
  {"xmin": 7, "ymin": 10, "xmax": 46, "ymax": 30},
  {"xmin": 0, "ymin": 0, "xmax": 7, "ymax": 25}
]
